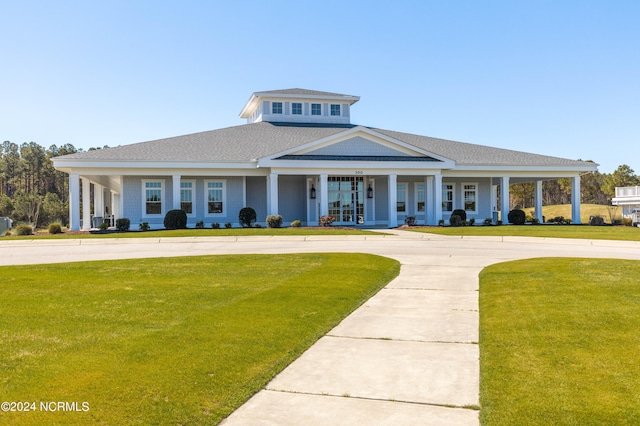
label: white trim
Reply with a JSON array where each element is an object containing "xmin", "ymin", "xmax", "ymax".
[
  {"xmin": 388, "ymin": 174, "xmax": 398, "ymax": 227},
  {"xmin": 461, "ymin": 182, "xmax": 479, "ymax": 215},
  {"xmin": 180, "ymin": 179, "xmax": 196, "ymax": 217},
  {"xmin": 442, "ymin": 182, "xmax": 454, "ymax": 213},
  {"xmin": 396, "ymin": 181, "xmax": 408, "ymax": 214},
  {"xmin": 142, "ymin": 179, "xmax": 166, "ymax": 218},
  {"xmin": 204, "ymin": 179, "xmax": 226, "ymax": 217},
  {"xmin": 415, "ymin": 182, "xmax": 426, "ymax": 215}
]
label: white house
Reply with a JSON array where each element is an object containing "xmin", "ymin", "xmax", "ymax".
[
  {"xmin": 612, "ymin": 186, "xmax": 640, "ymax": 225},
  {"xmin": 52, "ymin": 88, "xmax": 598, "ymax": 230}
]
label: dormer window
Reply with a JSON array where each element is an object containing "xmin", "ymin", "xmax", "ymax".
[
  {"xmin": 311, "ymin": 103, "xmax": 321, "ymax": 115},
  {"xmin": 331, "ymin": 104, "xmax": 341, "ymax": 116},
  {"xmin": 272, "ymin": 102, "xmax": 283, "ymax": 114},
  {"xmin": 292, "ymin": 103, "xmax": 302, "ymax": 115}
]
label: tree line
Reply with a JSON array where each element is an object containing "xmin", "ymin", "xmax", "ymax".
[{"xmin": 1, "ymin": 141, "xmax": 639, "ymax": 228}]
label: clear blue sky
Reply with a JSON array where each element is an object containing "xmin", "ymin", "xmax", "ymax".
[{"xmin": 2, "ymin": 1, "xmax": 638, "ymax": 174}]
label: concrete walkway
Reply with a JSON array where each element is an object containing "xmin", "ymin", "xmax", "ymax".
[{"xmin": 2, "ymin": 230, "xmax": 640, "ymax": 425}]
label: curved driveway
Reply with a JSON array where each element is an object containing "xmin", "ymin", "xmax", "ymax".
[{"xmin": 2, "ymin": 230, "xmax": 640, "ymax": 425}]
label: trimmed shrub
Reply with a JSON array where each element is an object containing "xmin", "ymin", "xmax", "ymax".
[
  {"xmin": 290, "ymin": 219, "xmax": 302, "ymax": 227},
  {"xmin": 224, "ymin": 222, "xmax": 232, "ymax": 229},
  {"xmin": 589, "ymin": 215, "xmax": 605, "ymax": 226},
  {"xmin": 404, "ymin": 216, "xmax": 416, "ymax": 226},
  {"xmin": 211, "ymin": 222, "xmax": 220, "ymax": 229},
  {"xmin": 449, "ymin": 214, "xmax": 463, "ymax": 227},
  {"xmin": 469, "ymin": 217, "xmax": 475, "ymax": 226},
  {"xmin": 16, "ymin": 225, "xmax": 33, "ymax": 236},
  {"xmin": 238, "ymin": 207, "xmax": 257, "ymax": 228},
  {"xmin": 115, "ymin": 218, "xmax": 131, "ymax": 231},
  {"xmin": 507, "ymin": 209, "xmax": 526, "ymax": 225},
  {"xmin": 48, "ymin": 223, "xmax": 62, "ymax": 234},
  {"xmin": 139, "ymin": 222, "xmax": 150, "ymax": 231},
  {"xmin": 438, "ymin": 219, "xmax": 445, "ymax": 226},
  {"xmin": 195, "ymin": 220, "xmax": 204, "ymax": 229},
  {"xmin": 266, "ymin": 214, "xmax": 283, "ymax": 228},
  {"xmin": 99, "ymin": 222, "xmax": 109, "ymax": 231},
  {"xmin": 319, "ymin": 215, "xmax": 336, "ymax": 227},
  {"xmin": 452, "ymin": 209, "xmax": 467, "ymax": 222},
  {"xmin": 164, "ymin": 209, "xmax": 187, "ymax": 230}
]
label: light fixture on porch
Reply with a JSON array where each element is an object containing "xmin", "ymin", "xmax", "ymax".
[
  {"xmin": 310, "ymin": 184, "xmax": 316, "ymax": 199},
  {"xmin": 367, "ymin": 184, "xmax": 373, "ymax": 199}
]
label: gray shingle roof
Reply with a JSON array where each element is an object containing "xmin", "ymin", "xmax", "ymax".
[
  {"xmin": 255, "ymin": 88, "xmax": 356, "ymax": 98},
  {"xmin": 55, "ymin": 122, "xmax": 594, "ymax": 169}
]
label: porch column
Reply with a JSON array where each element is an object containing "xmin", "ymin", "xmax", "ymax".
[
  {"xmin": 68, "ymin": 173, "xmax": 80, "ymax": 230},
  {"xmin": 426, "ymin": 176, "xmax": 434, "ymax": 225},
  {"xmin": 534, "ymin": 180, "xmax": 543, "ymax": 223},
  {"xmin": 319, "ymin": 174, "xmax": 328, "ymax": 217},
  {"xmin": 81, "ymin": 177, "xmax": 91, "ymax": 230},
  {"xmin": 172, "ymin": 174, "xmax": 181, "ymax": 210},
  {"xmin": 571, "ymin": 175, "xmax": 581, "ymax": 224},
  {"xmin": 500, "ymin": 176, "xmax": 510, "ymax": 223},
  {"xmin": 267, "ymin": 172, "xmax": 279, "ymax": 215},
  {"xmin": 388, "ymin": 174, "xmax": 398, "ymax": 228},
  {"xmin": 434, "ymin": 173, "xmax": 443, "ymax": 225},
  {"xmin": 112, "ymin": 192, "xmax": 120, "ymax": 220},
  {"xmin": 94, "ymin": 183, "xmax": 104, "ymax": 218}
]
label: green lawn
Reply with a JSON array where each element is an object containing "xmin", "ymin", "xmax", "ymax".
[
  {"xmin": 480, "ymin": 258, "xmax": 640, "ymax": 425},
  {"xmin": 408, "ymin": 224, "xmax": 640, "ymax": 241},
  {"xmin": 0, "ymin": 254, "xmax": 399, "ymax": 425}
]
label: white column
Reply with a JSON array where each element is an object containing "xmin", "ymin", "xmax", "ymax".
[
  {"xmin": 434, "ymin": 173, "xmax": 443, "ymax": 225},
  {"xmin": 426, "ymin": 176, "xmax": 434, "ymax": 225},
  {"xmin": 535, "ymin": 180, "xmax": 543, "ymax": 223},
  {"xmin": 571, "ymin": 175, "xmax": 581, "ymax": 224},
  {"xmin": 69, "ymin": 173, "xmax": 80, "ymax": 230},
  {"xmin": 94, "ymin": 183, "xmax": 104, "ymax": 218},
  {"xmin": 500, "ymin": 176, "xmax": 510, "ymax": 223},
  {"xmin": 267, "ymin": 172, "xmax": 279, "ymax": 215},
  {"xmin": 388, "ymin": 174, "xmax": 398, "ymax": 228},
  {"xmin": 112, "ymin": 192, "xmax": 120, "ymax": 219},
  {"xmin": 172, "ymin": 174, "xmax": 181, "ymax": 210},
  {"xmin": 491, "ymin": 184, "xmax": 498, "ymax": 223},
  {"xmin": 81, "ymin": 178, "xmax": 91, "ymax": 230},
  {"xmin": 319, "ymin": 174, "xmax": 328, "ymax": 217}
]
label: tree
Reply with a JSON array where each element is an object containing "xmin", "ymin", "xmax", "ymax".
[
  {"xmin": 40, "ymin": 192, "xmax": 67, "ymax": 226},
  {"xmin": 602, "ymin": 164, "xmax": 640, "ymax": 198},
  {"xmin": 13, "ymin": 191, "xmax": 42, "ymax": 227}
]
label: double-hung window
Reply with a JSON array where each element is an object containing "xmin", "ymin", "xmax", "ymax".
[
  {"xmin": 416, "ymin": 183, "xmax": 425, "ymax": 213},
  {"xmin": 311, "ymin": 103, "xmax": 321, "ymax": 115},
  {"xmin": 205, "ymin": 180, "xmax": 225, "ymax": 215},
  {"xmin": 463, "ymin": 183, "xmax": 478, "ymax": 213},
  {"xmin": 330, "ymin": 104, "xmax": 341, "ymax": 116},
  {"xmin": 292, "ymin": 102, "xmax": 302, "ymax": 115},
  {"xmin": 143, "ymin": 180, "xmax": 164, "ymax": 216},
  {"xmin": 272, "ymin": 102, "xmax": 283, "ymax": 114},
  {"xmin": 442, "ymin": 184, "xmax": 454, "ymax": 212},
  {"xmin": 397, "ymin": 183, "xmax": 407, "ymax": 212},
  {"xmin": 180, "ymin": 181, "xmax": 194, "ymax": 215}
]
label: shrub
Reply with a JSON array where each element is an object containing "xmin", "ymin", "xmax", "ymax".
[
  {"xmin": 622, "ymin": 217, "xmax": 632, "ymax": 226},
  {"xmin": 589, "ymin": 215, "xmax": 605, "ymax": 226},
  {"xmin": 469, "ymin": 217, "xmax": 475, "ymax": 226},
  {"xmin": 449, "ymin": 214, "xmax": 463, "ymax": 227},
  {"xmin": 238, "ymin": 207, "xmax": 257, "ymax": 228},
  {"xmin": 319, "ymin": 215, "xmax": 336, "ymax": 227},
  {"xmin": 211, "ymin": 222, "xmax": 220, "ymax": 229},
  {"xmin": 452, "ymin": 209, "xmax": 467, "ymax": 222},
  {"xmin": 404, "ymin": 216, "xmax": 416, "ymax": 226},
  {"xmin": 115, "ymin": 218, "xmax": 131, "ymax": 231},
  {"xmin": 266, "ymin": 214, "xmax": 283, "ymax": 228},
  {"xmin": 507, "ymin": 209, "xmax": 526, "ymax": 225},
  {"xmin": 139, "ymin": 222, "xmax": 150, "ymax": 231},
  {"xmin": 48, "ymin": 223, "xmax": 62, "ymax": 234},
  {"xmin": 195, "ymin": 220, "xmax": 204, "ymax": 229},
  {"xmin": 531, "ymin": 217, "xmax": 540, "ymax": 224},
  {"xmin": 99, "ymin": 222, "xmax": 109, "ymax": 231},
  {"xmin": 4, "ymin": 231, "xmax": 11, "ymax": 236},
  {"xmin": 290, "ymin": 219, "xmax": 302, "ymax": 227},
  {"xmin": 254, "ymin": 223, "xmax": 262, "ymax": 228},
  {"xmin": 164, "ymin": 209, "xmax": 187, "ymax": 230},
  {"xmin": 483, "ymin": 218, "xmax": 493, "ymax": 225},
  {"xmin": 438, "ymin": 219, "xmax": 445, "ymax": 226},
  {"xmin": 16, "ymin": 225, "xmax": 33, "ymax": 236},
  {"xmin": 224, "ymin": 222, "xmax": 232, "ymax": 229}
]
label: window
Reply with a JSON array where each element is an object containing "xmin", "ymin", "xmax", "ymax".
[
  {"xmin": 397, "ymin": 183, "xmax": 407, "ymax": 212},
  {"xmin": 463, "ymin": 183, "xmax": 478, "ymax": 213},
  {"xmin": 180, "ymin": 181, "xmax": 194, "ymax": 215},
  {"xmin": 442, "ymin": 184, "xmax": 453, "ymax": 212},
  {"xmin": 272, "ymin": 102, "xmax": 283, "ymax": 114},
  {"xmin": 205, "ymin": 180, "xmax": 225, "ymax": 215},
  {"xmin": 143, "ymin": 180, "xmax": 164, "ymax": 216},
  {"xmin": 330, "ymin": 104, "xmax": 341, "ymax": 116},
  {"xmin": 292, "ymin": 102, "xmax": 302, "ymax": 115},
  {"xmin": 311, "ymin": 103, "xmax": 321, "ymax": 115},
  {"xmin": 416, "ymin": 183, "xmax": 425, "ymax": 212}
]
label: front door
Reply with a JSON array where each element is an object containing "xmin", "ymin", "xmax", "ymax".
[{"xmin": 327, "ymin": 177, "xmax": 364, "ymax": 225}]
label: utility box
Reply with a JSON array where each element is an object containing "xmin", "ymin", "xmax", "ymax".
[{"xmin": 0, "ymin": 217, "xmax": 12, "ymax": 234}]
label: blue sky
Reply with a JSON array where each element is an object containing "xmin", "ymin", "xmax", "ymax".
[{"xmin": 2, "ymin": 1, "xmax": 638, "ymax": 174}]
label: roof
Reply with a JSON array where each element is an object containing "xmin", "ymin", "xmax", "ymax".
[
  {"xmin": 53, "ymin": 122, "xmax": 596, "ymax": 170},
  {"xmin": 239, "ymin": 88, "xmax": 360, "ymax": 118},
  {"xmin": 254, "ymin": 88, "xmax": 357, "ymax": 98}
]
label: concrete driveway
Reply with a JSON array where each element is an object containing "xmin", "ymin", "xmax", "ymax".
[{"xmin": 2, "ymin": 230, "xmax": 640, "ymax": 425}]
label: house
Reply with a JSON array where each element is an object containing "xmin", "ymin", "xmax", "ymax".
[
  {"xmin": 612, "ymin": 186, "xmax": 640, "ymax": 225},
  {"xmin": 52, "ymin": 88, "xmax": 598, "ymax": 230}
]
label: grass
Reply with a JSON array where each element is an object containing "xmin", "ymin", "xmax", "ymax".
[
  {"xmin": 521, "ymin": 203, "xmax": 623, "ymax": 225},
  {"xmin": 0, "ymin": 254, "xmax": 399, "ymax": 425},
  {"xmin": 480, "ymin": 258, "xmax": 640, "ymax": 425},
  {"xmin": 408, "ymin": 224, "xmax": 640, "ymax": 241},
  {"xmin": 1, "ymin": 227, "xmax": 383, "ymax": 240}
]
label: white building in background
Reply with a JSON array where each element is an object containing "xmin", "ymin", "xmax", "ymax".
[{"xmin": 612, "ymin": 186, "xmax": 640, "ymax": 225}]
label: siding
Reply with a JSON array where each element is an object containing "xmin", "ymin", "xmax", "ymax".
[
  {"xmin": 278, "ymin": 175, "xmax": 307, "ymax": 224},
  {"xmin": 246, "ymin": 176, "xmax": 267, "ymax": 223}
]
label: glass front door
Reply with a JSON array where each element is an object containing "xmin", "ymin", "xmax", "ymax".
[{"xmin": 327, "ymin": 177, "xmax": 364, "ymax": 225}]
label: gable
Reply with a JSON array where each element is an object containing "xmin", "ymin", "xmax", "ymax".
[{"xmin": 304, "ymin": 136, "xmax": 411, "ymax": 157}]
